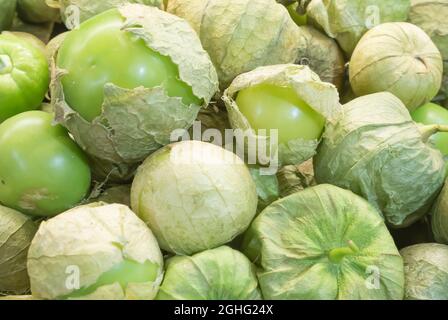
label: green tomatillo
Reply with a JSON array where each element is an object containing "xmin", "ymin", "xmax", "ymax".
[
  {"xmin": 412, "ymin": 102, "xmax": 448, "ymax": 157},
  {"xmin": 52, "ymin": 5, "xmax": 218, "ymax": 182},
  {"xmin": 223, "ymin": 64, "xmax": 341, "ymax": 167},
  {"xmin": 0, "ymin": 111, "xmax": 91, "ymax": 217},
  {"xmin": 0, "ymin": 32, "xmax": 49, "ymax": 122},
  {"xmin": 236, "ymin": 83, "xmax": 325, "ymax": 144},
  {"xmin": 57, "ymin": 9, "xmax": 201, "ymax": 122}
]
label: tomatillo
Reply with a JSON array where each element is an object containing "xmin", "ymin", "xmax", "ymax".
[
  {"xmin": 235, "ymin": 83, "xmax": 325, "ymax": 144},
  {"xmin": 411, "ymin": 102, "xmax": 448, "ymax": 156},
  {"xmin": 0, "ymin": 33, "xmax": 49, "ymax": 122},
  {"xmin": 57, "ymin": 9, "xmax": 201, "ymax": 122},
  {"xmin": 0, "ymin": 111, "xmax": 91, "ymax": 217}
]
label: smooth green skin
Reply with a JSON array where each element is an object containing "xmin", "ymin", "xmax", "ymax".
[
  {"xmin": 64, "ymin": 259, "xmax": 159, "ymax": 299},
  {"xmin": 411, "ymin": 102, "xmax": 448, "ymax": 156},
  {"xmin": 287, "ymin": 3, "xmax": 307, "ymax": 26},
  {"xmin": 0, "ymin": 111, "xmax": 91, "ymax": 217},
  {"xmin": 0, "ymin": 0, "xmax": 16, "ymax": 31},
  {"xmin": 57, "ymin": 9, "xmax": 201, "ymax": 122},
  {"xmin": 236, "ymin": 83, "xmax": 325, "ymax": 144},
  {"xmin": 0, "ymin": 33, "xmax": 49, "ymax": 123},
  {"xmin": 2, "ymin": 31, "xmax": 46, "ymax": 53}
]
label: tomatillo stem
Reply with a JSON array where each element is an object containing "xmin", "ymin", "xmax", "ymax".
[
  {"xmin": 0, "ymin": 55, "xmax": 13, "ymax": 75},
  {"xmin": 419, "ymin": 124, "xmax": 448, "ymax": 143},
  {"xmin": 328, "ymin": 240, "xmax": 360, "ymax": 263}
]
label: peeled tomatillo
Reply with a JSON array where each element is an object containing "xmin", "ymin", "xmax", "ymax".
[
  {"xmin": 57, "ymin": 9, "xmax": 201, "ymax": 122},
  {"xmin": 235, "ymin": 83, "xmax": 325, "ymax": 144},
  {"xmin": 0, "ymin": 111, "xmax": 91, "ymax": 217}
]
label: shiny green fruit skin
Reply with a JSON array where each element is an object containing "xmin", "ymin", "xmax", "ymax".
[
  {"xmin": 0, "ymin": 111, "xmax": 91, "ymax": 217},
  {"xmin": 287, "ymin": 3, "xmax": 307, "ymax": 26},
  {"xmin": 57, "ymin": 9, "xmax": 201, "ymax": 122},
  {"xmin": 0, "ymin": 33, "xmax": 49, "ymax": 122},
  {"xmin": 411, "ymin": 102, "xmax": 448, "ymax": 156},
  {"xmin": 236, "ymin": 83, "xmax": 325, "ymax": 144}
]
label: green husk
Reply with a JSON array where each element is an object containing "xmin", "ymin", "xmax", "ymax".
[
  {"xmin": 302, "ymin": 0, "xmax": 411, "ymax": 57},
  {"xmin": 314, "ymin": 92, "xmax": 446, "ymax": 228},
  {"xmin": 295, "ymin": 26, "xmax": 346, "ymax": 91},
  {"xmin": 243, "ymin": 184, "xmax": 404, "ymax": 300},
  {"xmin": 432, "ymin": 178, "xmax": 448, "ymax": 244},
  {"xmin": 401, "ymin": 243, "xmax": 448, "ymax": 300},
  {"xmin": 46, "ymin": 0, "xmax": 163, "ymax": 29},
  {"xmin": 131, "ymin": 141, "xmax": 258, "ymax": 256},
  {"xmin": 0, "ymin": 205, "xmax": 37, "ymax": 295},
  {"xmin": 408, "ymin": 0, "xmax": 448, "ymax": 99},
  {"xmin": 167, "ymin": 0, "xmax": 305, "ymax": 89},
  {"xmin": 27, "ymin": 202, "xmax": 164, "ymax": 300},
  {"xmin": 157, "ymin": 246, "xmax": 262, "ymax": 300},
  {"xmin": 349, "ymin": 22, "xmax": 443, "ymax": 111}
]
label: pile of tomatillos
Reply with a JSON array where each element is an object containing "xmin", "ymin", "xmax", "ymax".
[{"xmin": 1, "ymin": 0, "xmax": 448, "ymax": 300}]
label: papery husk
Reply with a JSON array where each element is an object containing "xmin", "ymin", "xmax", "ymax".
[
  {"xmin": 408, "ymin": 0, "xmax": 448, "ymax": 99},
  {"xmin": 295, "ymin": 26, "xmax": 346, "ymax": 92},
  {"xmin": 432, "ymin": 178, "xmax": 448, "ymax": 244},
  {"xmin": 157, "ymin": 246, "xmax": 262, "ymax": 300},
  {"xmin": 349, "ymin": 22, "xmax": 443, "ymax": 111},
  {"xmin": 243, "ymin": 184, "xmax": 404, "ymax": 300},
  {"xmin": 46, "ymin": 0, "xmax": 163, "ymax": 29},
  {"xmin": 167, "ymin": 0, "xmax": 305, "ymax": 89},
  {"xmin": 302, "ymin": 0, "xmax": 410, "ymax": 57},
  {"xmin": 0, "ymin": 205, "xmax": 37, "ymax": 295},
  {"xmin": 401, "ymin": 243, "xmax": 448, "ymax": 300},
  {"xmin": 315, "ymin": 92, "xmax": 446, "ymax": 228},
  {"xmin": 27, "ymin": 202, "xmax": 164, "ymax": 300}
]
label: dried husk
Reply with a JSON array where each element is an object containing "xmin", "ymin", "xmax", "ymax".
[
  {"xmin": 46, "ymin": 0, "xmax": 162, "ymax": 29},
  {"xmin": 243, "ymin": 184, "xmax": 404, "ymax": 300},
  {"xmin": 401, "ymin": 243, "xmax": 448, "ymax": 300},
  {"xmin": 27, "ymin": 202, "xmax": 164, "ymax": 300},
  {"xmin": 314, "ymin": 92, "xmax": 446, "ymax": 228},
  {"xmin": 157, "ymin": 246, "xmax": 262, "ymax": 300},
  {"xmin": 277, "ymin": 159, "xmax": 316, "ymax": 197},
  {"xmin": 0, "ymin": 205, "xmax": 37, "ymax": 295},
  {"xmin": 349, "ymin": 22, "xmax": 443, "ymax": 111},
  {"xmin": 408, "ymin": 0, "xmax": 448, "ymax": 99},
  {"xmin": 166, "ymin": 0, "xmax": 305, "ymax": 89},
  {"xmin": 295, "ymin": 26, "xmax": 346, "ymax": 92},
  {"xmin": 303, "ymin": 0, "xmax": 410, "ymax": 57},
  {"xmin": 52, "ymin": 5, "xmax": 219, "ymax": 182},
  {"xmin": 222, "ymin": 64, "xmax": 342, "ymax": 167}
]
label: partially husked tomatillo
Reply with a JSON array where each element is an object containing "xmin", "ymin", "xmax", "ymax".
[
  {"xmin": 51, "ymin": 5, "xmax": 219, "ymax": 181},
  {"xmin": 27, "ymin": 203, "xmax": 164, "ymax": 300}
]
